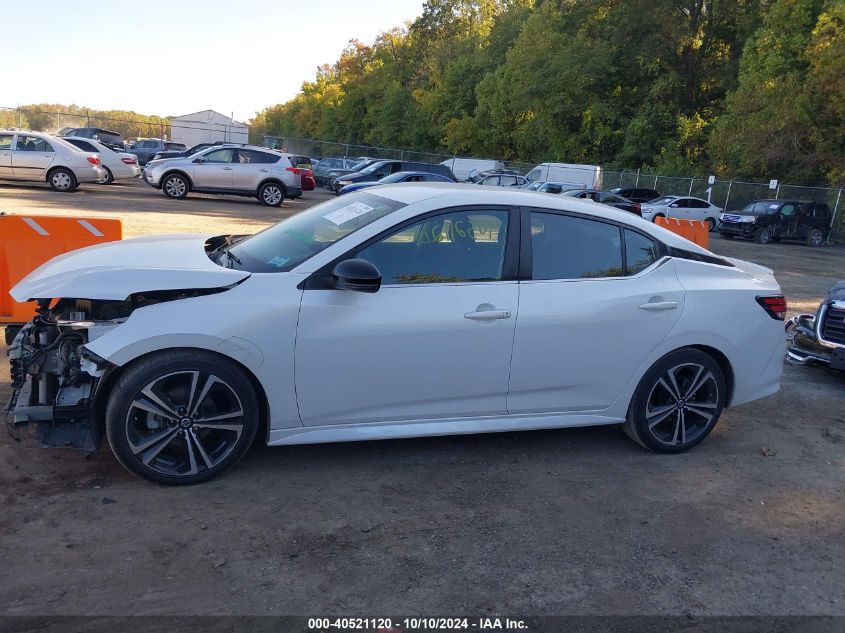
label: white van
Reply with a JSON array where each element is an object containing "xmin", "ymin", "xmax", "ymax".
[
  {"xmin": 526, "ymin": 163, "xmax": 602, "ymax": 189},
  {"xmin": 440, "ymin": 158, "xmax": 503, "ymax": 181}
]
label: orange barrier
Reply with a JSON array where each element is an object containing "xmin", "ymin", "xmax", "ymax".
[
  {"xmin": 653, "ymin": 216, "xmax": 710, "ymax": 249},
  {"xmin": 1, "ymin": 214, "xmax": 122, "ymax": 324}
]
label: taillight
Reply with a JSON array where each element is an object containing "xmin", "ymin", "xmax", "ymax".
[
  {"xmin": 87, "ymin": 155, "xmax": 100, "ymax": 166},
  {"xmin": 121, "ymin": 157, "xmax": 137, "ymax": 165},
  {"xmin": 756, "ymin": 295, "xmax": 787, "ymax": 320},
  {"xmin": 286, "ymin": 167, "xmax": 301, "ymax": 175},
  {"xmin": 634, "ymin": 203, "xmax": 642, "ymax": 215}
]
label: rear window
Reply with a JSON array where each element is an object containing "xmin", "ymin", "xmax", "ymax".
[{"xmin": 649, "ymin": 196, "xmax": 676, "ymax": 205}]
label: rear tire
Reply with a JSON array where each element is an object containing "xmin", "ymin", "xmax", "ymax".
[
  {"xmin": 162, "ymin": 173, "xmax": 189, "ymax": 199},
  {"xmin": 753, "ymin": 227, "xmax": 772, "ymax": 244},
  {"xmin": 806, "ymin": 228, "xmax": 824, "ymax": 247},
  {"xmin": 106, "ymin": 350, "xmax": 260, "ymax": 485},
  {"xmin": 705, "ymin": 217, "xmax": 716, "ymax": 232},
  {"xmin": 623, "ymin": 348, "xmax": 726, "ymax": 453},
  {"xmin": 258, "ymin": 182, "xmax": 284, "ymax": 207},
  {"xmin": 48, "ymin": 167, "xmax": 77, "ymax": 192}
]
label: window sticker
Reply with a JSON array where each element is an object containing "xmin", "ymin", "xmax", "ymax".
[
  {"xmin": 769, "ymin": 204, "xmax": 779, "ymax": 209},
  {"xmin": 323, "ymin": 202, "xmax": 375, "ymax": 225},
  {"xmin": 268, "ymin": 255, "xmax": 290, "ymax": 268}
]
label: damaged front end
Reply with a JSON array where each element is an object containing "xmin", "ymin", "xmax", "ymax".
[
  {"xmin": 7, "ymin": 298, "xmax": 120, "ymax": 451},
  {"xmin": 786, "ymin": 281, "xmax": 845, "ymax": 372}
]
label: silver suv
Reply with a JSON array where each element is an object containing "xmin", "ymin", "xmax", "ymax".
[{"xmin": 142, "ymin": 145, "xmax": 303, "ymax": 206}]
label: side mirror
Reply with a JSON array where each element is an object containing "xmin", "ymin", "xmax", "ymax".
[
  {"xmin": 332, "ymin": 258, "xmax": 381, "ymax": 293},
  {"xmin": 193, "ymin": 156, "xmax": 206, "ymax": 163},
  {"xmin": 669, "ymin": 203, "xmax": 678, "ymax": 208}
]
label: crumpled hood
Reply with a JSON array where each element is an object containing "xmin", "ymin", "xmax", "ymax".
[{"xmin": 10, "ymin": 234, "xmax": 250, "ymax": 302}]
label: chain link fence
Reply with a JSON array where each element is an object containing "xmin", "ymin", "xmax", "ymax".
[{"xmin": 2, "ymin": 106, "xmax": 843, "ymax": 237}]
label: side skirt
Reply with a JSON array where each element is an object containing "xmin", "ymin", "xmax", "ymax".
[{"xmin": 268, "ymin": 412, "xmax": 623, "ymax": 446}]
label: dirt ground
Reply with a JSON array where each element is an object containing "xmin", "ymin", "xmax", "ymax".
[{"xmin": 1, "ymin": 180, "xmax": 843, "ymax": 617}]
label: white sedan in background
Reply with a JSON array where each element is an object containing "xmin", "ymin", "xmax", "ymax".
[
  {"xmin": 640, "ymin": 195, "xmax": 723, "ymax": 230},
  {"xmin": 62, "ymin": 136, "xmax": 141, "ymax": 184},
  {"xmin": 8, "ymin": 185, "xmax": 785, "ymax": 484},
  {"xmin": 0, "ymin": 129, "xmax": 105, "ymax": 191}
]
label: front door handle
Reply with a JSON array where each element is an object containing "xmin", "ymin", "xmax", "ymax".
[
  {"xmin": 259, "ymin": 168, "xmax": 269, "ymax": 172},
  {"xmin": 638, "ymin": 301, "xmax": 678, "ymax": 311},
  {"xmin": 222, "ymin": 167, "xmax": 233, "ymax": 171},
  {"xmin": 465, "ymin": 310, "xmax": 511, "ymax": 321}
]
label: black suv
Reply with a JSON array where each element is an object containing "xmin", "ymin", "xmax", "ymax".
[
  {"xmin": 608, "ymin": 187, "xmax": 660, "ymax": 203},
  {"xmin": 718, "ymin": 199, "xmax": 832, "ymax": 246}
]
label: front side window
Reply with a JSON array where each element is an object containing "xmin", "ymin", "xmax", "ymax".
[
  {"xmin": 530, "ymin": 212, "xmax": 623, "ymax": 280},
  {"xmin": 0, "ymin": 134, "xmax": 14, "ymax": 150},
  {"xmin": 228, "ymin": 192, "xmax": 404, "ymax": 272},
  {"xmin": 15, "ymin": 136, "xmax": 53, "ymax": 152},
  {"xmin": 357, "ymin": 210, "xmax": 509, "ymax": 285},
  {"xmin": 202, "ymin": 148, "xmax": 235, "ymax": 163}
]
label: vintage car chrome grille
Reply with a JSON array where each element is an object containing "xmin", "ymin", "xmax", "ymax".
[{"xmin": 820, "ymin": 304, "xmax": 845, "ymax": 346}]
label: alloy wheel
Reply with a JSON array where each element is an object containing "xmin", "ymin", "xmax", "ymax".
[
  {"xmin": 165, "ymin": 177, "xmax": 186, "ymax": 197},
  {"xmin": 262, "ymin": 185, "xmax": 282, "ymax": 205},
  {"xmin": 644, "ymin": 363, "xmax": 719, "ymax": 447},
  {"xmin": 124, "ymin": 370, "xmax": 245, "ymax": 478}
]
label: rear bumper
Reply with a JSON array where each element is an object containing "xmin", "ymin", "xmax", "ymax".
[
  {"xmin": 76, "ymin": 165, "xmax": 108, "ymax": 183},
  {"xmin": 287, "ymin": 186, "xmax": 303, "ymax": 198}
]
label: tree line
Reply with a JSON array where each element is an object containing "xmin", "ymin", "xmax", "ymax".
[
  {"xmin": 1, "ymin": 104, "xmax": 170, "ymax": 141},
  {"xmin": 250, "ymin": 0, "xmax": 843, "ymax": 186}
]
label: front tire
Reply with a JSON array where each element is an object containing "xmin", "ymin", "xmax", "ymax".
[
  {"xmin": 162, "ymin": 173, "xmax": 189, "ymax": 199},
  {"xmin": 652, "ymin": 213, "xmax": 665, "ymax": 222},
  {"xmin": 258, "ymin": 182, "xmax": 284, "ymax": 207},
  {"xmin": 705, "ymin": 217, "xmax": 716, "ymax": 232},
  {"xmin": 806, "ymin": 228, "xmax": 824, "ymax": 247},
  {"xmin": 48, "ymin": 167, "xmax": 77, "ymax": 192},
  {"xmin": 623, "ymin": 348, "xmax": 726, "ymax": 453},
  {"xmin": 753, "ymin": 227, "xmax": 772, "ymax": 244},
  {"xmin": 105, "ymin": 350, "xmax": 260, "ymax": 485}
]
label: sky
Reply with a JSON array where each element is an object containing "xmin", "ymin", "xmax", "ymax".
[{"xmin": 0, "ymin": 0, "xmax": 424, "ymax": 123}]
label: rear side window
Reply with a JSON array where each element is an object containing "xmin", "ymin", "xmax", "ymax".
[
  {"xmin": 15, "ymin": 136, "xmax": 53, "ymax": 152},
  {"xmin": 0, "ymin": 134, "xmax": 13, "ymax": 150},
  {"xmin": 624, "ymin": 230, "xmax": 659, "ymax": 275},
  {"xmin": 530, "ymin": 212, "xmax": 623, "ymax": 280}
]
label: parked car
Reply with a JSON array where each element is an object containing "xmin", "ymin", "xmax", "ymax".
[
  {"xmin": 561, "ymin": 189, "xmax": 641, "ymax": 215},
  {"xmin": 526, "ymin": 162, "xmax": 603, "ymax": 189},
  {"xmin": 56, "ymin": 127, "xmax": 125, "ymax": 152},
  {"xmin": 522, "ymin": 181, "xmax": 578, "ymax": 194},
  {"xmin": 62, "ymin": 136, "xmax": 141, "ymax": 184},
  {"xmin": 129, "ymin": 139, "xmax": 188, "ymax": 165},
  {"xmin": 326, "ymin": 159, "xmax": 381, "ymax": 191},
  {"xmin": 7, "ymin": 185, "xmax": 785, "ymax": 484},
  {"xmin": 142, "ymin": 144, "xmax": 302, "ymax": 206},
  {"xmin": 787, "ymin": 281, "xmax": 845, "ymax": 371},
  {"xmin": 439, "ymin": 158, "xmax": 503, "ymax": 181},
  {"xmin": 339, "ymin": 170, "xmax": 454, "ymax": 194},
  {"xmin": 313, "ymin": 157, "xmax": 360, "ymax": 186},
  {"xmin": 718, "ymin": 199, "xmax": 832, "ymax": 246},
  {"xmin": 477, "ymin": 173, "xmax": 529, "ymax": 187},
  {"xmin": 152, "ymin": 142, "xmax": 225, "ymax": 161},
  {"xmin": 332, "ymin": 160, "xmax": 456, "ymax": 192},
  {"xmin": 608, "ymin": 187, "xmax": 661, "ymax": 203},
  {"xmin": 0, "ymin": 130, "xmax": 106, "ymax": 191},
  {"xmin": 301, "ymin": 168, "xmax": 316, "ymax": 191},
  {"xmin": 640, "ymin": 196, "xmax": 722, "ymax": 230},
  {"xmin": 466, "ymin": 168, "xmax": 520, "ymax": 183}
]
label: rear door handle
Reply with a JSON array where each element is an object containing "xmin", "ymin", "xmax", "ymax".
[
  {"xmin": 638, "ymin": 301, "xmax": 678, "ymax": 311},
  {"xmin": 259, "ymin": 168, "xmax": 269, "ymax": 172},
  {"xmin": 465, "ymin": 310, "xmax": 511, "ymax": 321},
  {"xmin": 222, "ymin": 167, "xmax": 233, "ymax": 171}
]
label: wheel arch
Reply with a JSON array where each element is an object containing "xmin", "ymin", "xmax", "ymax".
[
  {"xmin": 258, "ymin": 177, "xmax": 287, "ymax": 195},
  {"xmin": 91, "ymin": 346, "xmax": 270, "ymax": 448},
  {"xmin": 688, "ymin": 344, "xmax": 735, "ymax": 406},
  {"xmin": 45, "ymin": 164, "xmax": 75, "ymax": 183},
  {"xmin": 161, "ymin": 169, "xmax": 194, "ymax": 190}
]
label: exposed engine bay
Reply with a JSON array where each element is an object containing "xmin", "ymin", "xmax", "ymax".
[{"xmin": 7, "ymin": 288, "xmax": 228, "ymax": 451}]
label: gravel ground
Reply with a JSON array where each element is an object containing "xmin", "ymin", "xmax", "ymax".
[{"xmin": 1, "ymin": 180, "xmax": 843, "ymax": 617}]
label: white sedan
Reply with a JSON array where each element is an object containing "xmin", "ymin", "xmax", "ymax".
[
  {"xmin": 640, "ymin": 195, "xmax": 723, "ymax": 230},
  {"xmin": 8, "ymin": 185, "xmax": 785, "ymax": 484},
  {"xmin": 62, "ymin": 136, "xmax": 141, "ymax": 184}
]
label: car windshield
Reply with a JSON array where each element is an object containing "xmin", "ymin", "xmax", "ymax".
[
  {"xmin": 560, "ymin": 189, "xmax": 586, "ymax": 197},
  {"xmin": 378, "ymin": 172, "xmax": 412, "ymax": 183},
  {"xmin": 742, "ymin": 201, "xmax": 779, "ymax": 215},
  {"xmin": 649, "ymin": 196, "xmax": 677, "ymax": 205},
  {"xmin": 360, "ymin": 161, "xmax": 390, "ymax": 174},
  {"xmin": 227, "ymin": 192, "xmax": 405, "ymax": 272}
]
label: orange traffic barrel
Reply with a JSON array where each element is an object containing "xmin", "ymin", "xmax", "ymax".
[
  {"xmin": 654, "ymin": 216, "xmax": 709, "ymax": 249},
  {"xmin": 0, "ymin": 213, "xmax": 122, "ymax": 324}
]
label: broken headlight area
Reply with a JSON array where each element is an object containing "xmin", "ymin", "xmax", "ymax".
[{"xmin": 7, "ymin": 298, "xmax": 122, "ymax": 451}]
